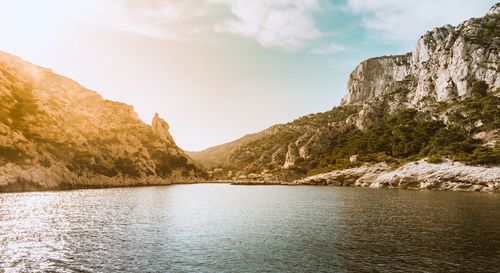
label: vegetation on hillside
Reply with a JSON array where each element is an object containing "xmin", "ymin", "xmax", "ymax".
[
  {"xmin": 0, "ymin": 59, "xmax": 205, "ymax": 180},
  {"xmin": 213, "ymin": 86, "xmax": 499, "ymax": 179},
  {"xmin": 304, "ymin": 89, "xmax": 499, "ymax": 175}
]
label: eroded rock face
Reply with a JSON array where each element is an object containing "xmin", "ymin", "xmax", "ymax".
[
  {"xmin": 371, "ymin": 161, "xmax": 500, "ymax": 191},
  {"xmin": 299, "ymin": 130, "xmax": 332, "ymax": 160},
  {"xmin": 294, "ymin": 163, "xmax": 389, "ymax": 186},
  {"xmin": 152, "ymin": 113, "xmax": 175, "ymax": 144},
  {"xmin": 342, "ymin": 5, "xmax": 499, "ymax": 107},
  {"xmin": 283, "ymin": 142, "xmax": 300, "ymax": 169},
  {"xmin": 341, "ymin": 55, "xmax": 412, "ymax": 105},
  {"xmin": 0, "ymin": 51, "xmax": 204, "ymax": 192},
  {"xmin": 294, "ymin": 161, "xmax": 500, "ymax": 192}
]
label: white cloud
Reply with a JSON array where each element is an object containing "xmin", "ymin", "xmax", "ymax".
[
  {"xmin": 96, "ymin": 0, "xmax": 324, "ymax": 50},
  {"xmin": 310, "ymin": 42, "xmax": 347, "ymax": 54},
  {"xmin": 345, "ymin": 0, "xmax": 497, "ymax": 44},
  {"xmin": 212, "ymin": 0, "xmax": 322, "ymax": 50},
  {"xmin": 100, "ymin": 0, "xmax": 214, "ymax": 40}
]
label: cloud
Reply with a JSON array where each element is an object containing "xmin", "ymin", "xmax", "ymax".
[
  {"xmin": 94, "ymin": 0, "xmax": 324, "ymax": 50},
  {"xmin": 310, "ymin": 42, "xmax": 347, "ymax": 54},
  {"xmin": 99, "ymin": 0, "xmax": 215, "ymax": 40},
  {"xmin": 345, "ymin": 0, "xmax": 497, "ymax": 44},
  {"xmin": 79, "ymin": 0, "xmax": 333, "ymax": 51},
  {"xmin": 212, "ymin": 0, "xmax": 322, "ymax": 50}
]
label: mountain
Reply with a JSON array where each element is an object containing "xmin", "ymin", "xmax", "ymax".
[
  {"xmin": 0, "ymin": 51, "xmax": 205, "ymax": 192},
  {"xmin": 190, "ymin": 4, "xmax": 500, "ymax": 190}
]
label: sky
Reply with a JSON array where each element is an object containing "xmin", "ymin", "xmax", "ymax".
[{"xmin": 0, "ymin": 0, "xmax": 496, "ymax": 151}]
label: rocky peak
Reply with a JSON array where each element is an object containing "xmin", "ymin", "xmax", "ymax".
[
  {"xmin": 342, "ymin": 4, "xmax": 499, "ymax": 109},
  {"xmin": 487, "ymin": 3, "xmax": 500, "ymax": 15},
  {"xmin": 152, "ymin": 113, "xmax": 174, "ymax": 143}
]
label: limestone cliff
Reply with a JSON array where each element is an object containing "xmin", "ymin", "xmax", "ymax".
[
  {"xmin": 0, "ymin": 51, "xmax": 205, "ymax": 192},
  {"xmin": 191, "ymin": 4, "xmax": 499, "ymax": 187},
  {"xmin": 342, "ymin": 4, "xmax": 499, "ymax": 107}
]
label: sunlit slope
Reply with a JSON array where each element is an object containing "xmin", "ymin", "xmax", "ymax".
[{"xmin": 0, "ymin": 51, "xmax": 205, "ymax": 191}]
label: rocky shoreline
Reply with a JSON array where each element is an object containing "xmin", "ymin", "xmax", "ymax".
[
  {"xmin": 0, "ymin": 163, "xmax": 205, "ymax": 193},
  {"xmin": 2, "ymin": 160, "xmax": 499, "ymax": 193},
  {"xmin": 232, "ymin": 160, "xmax": 500, "ymax": 193}
]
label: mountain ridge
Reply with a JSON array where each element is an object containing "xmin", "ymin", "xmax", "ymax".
[
  {"xmin": 190, "ymin": 4, "xmax": 500, "ymax": 190},
  {"xmin": 0, "ymin": 51, "xmax": 205, "ymax": 192}
]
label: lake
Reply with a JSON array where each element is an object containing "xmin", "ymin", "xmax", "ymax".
[{"xmin": 1, "ymin": 184, "xmax": 499, "ymax": 272}]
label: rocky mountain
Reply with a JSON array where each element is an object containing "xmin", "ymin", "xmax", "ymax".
[
  {"xmin": 190, "ymin": 4, "xmax": 500, "ymax": 189},
  {"xmin": 0, "ymin": 51, "xmax": 205, "ymax": 192}
]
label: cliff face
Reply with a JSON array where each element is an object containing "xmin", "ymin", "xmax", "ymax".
[
  {"xmin": 0, "ymin": 51, "xmax": 204, "ymax": 192},
  {"xmin": 341, "ymin": 54, "xmax": 413, "ymax": 106},
  {"xmin": 193, "ymin": 4, "xmax": 499, "ymax": 185},
  {"xmin": 342, "ymin": 4, "xmax": 499, "ymax": 107}
]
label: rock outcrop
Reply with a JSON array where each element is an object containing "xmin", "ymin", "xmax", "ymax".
[
  {"xmin": 293, "ymin": 160, "xmax": 500, "ymax": 193},
  {"xmin": 152, "ymin": 113, "xmax": 175, "ymax": 143},
  {"xmin": 292, "ymin": 163, "xmax": 389, "ymax": 187},
  {"xmin": 0, "ymin": 51, "xmax": 205, "ymax": 192}
]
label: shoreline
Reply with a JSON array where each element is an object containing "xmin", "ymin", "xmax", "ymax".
[
  {"xmin": 1, "ymin": 160, "xmax": 498, "ymax": 194},
  {"xmin": 2, "ymin": 179, "xmax": 499, "ymax": 195},
  {"xmin": 231, "ymin": 160, "xmax": 500, "ymax": 193},
  {"xmin": 0, "ymin": 181, "xmax": 233, "ymax": 194}
]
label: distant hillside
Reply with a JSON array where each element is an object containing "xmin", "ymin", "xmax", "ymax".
[
  {"xmin": 192, "ymin": 4, "xmax": 500, "ymax": 183},
  {"xmin": 0, "ymin": 51, "xmax": 205, "ymax": 192}
]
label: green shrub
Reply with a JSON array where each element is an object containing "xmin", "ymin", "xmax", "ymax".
[
  {"xmin": 459, "ymin": 146, "xmax": 500, "ymax": 165},
  {"xmin": 470, "ymin": 80, "xmax": 488, "ymax": 98},
  {"xmin": 114, "ymin": 157, "xmax": 141, "ymax": 177},
  {"xmin": 153, "ymin": 151, "xmax": 189, "ymax": 177},
  {"xmin": 427, "ymin": 155, "xmax": 444, "ymax": 164},
  {"xmin": 0, "ymin": 146, "xmax": 26, "ymax": 163},
  {"xmin": 449, "ymin": 93, "xmax": 499, "ymax": 132}
]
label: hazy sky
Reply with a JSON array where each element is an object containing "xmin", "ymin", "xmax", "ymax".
[{"xmin": 0, "ymin": 0, "xmax": 495, "ymax": 151}]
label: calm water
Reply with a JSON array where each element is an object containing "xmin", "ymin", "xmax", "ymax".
[{"xmin": 1, "ymin": 185, "xmax": 500, "ymax": 273}]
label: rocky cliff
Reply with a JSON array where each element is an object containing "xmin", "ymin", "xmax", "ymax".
[
  {"xmin": 342, "ymin": 3, "xmax": 499, "ymax": 129},
  {"xmin": 192, "ymin": 4, "xmax": 500, "ymax": 189},
  {"xmin": 0, "ymin": 51, "xmax": 205, "ymax": 192}
]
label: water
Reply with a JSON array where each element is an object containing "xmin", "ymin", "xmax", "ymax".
[{"xmin": 1, "ymin": 184, "xmax": 499, "ymax": 273}]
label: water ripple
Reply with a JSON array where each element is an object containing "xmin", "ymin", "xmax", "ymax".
[{"xmin": 1, "ymin": 185, "xmax": 500, "ymax": 272}]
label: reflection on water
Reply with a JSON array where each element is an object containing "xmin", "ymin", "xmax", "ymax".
[{"xmin": 1, "ymin": 185, "xmax": 500, "ymax": 272}]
